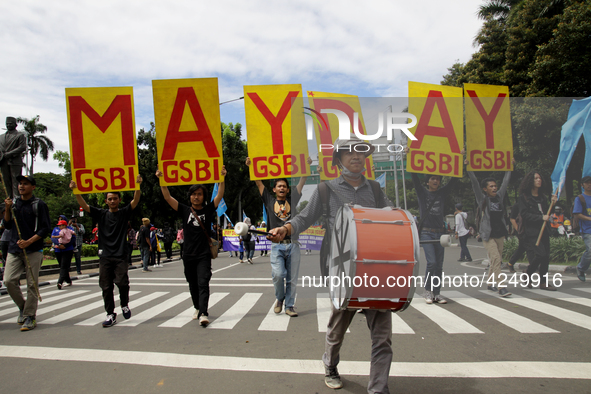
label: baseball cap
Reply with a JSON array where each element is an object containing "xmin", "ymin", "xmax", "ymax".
[
  {"xmin": 16, "ymin": 175, "xmax": 36, "ymax": 185},
  {"xmin": 582, "ymin": 176, "xmax": 591, "ymax": 184},
  {"xmin": 57, "ymin": 220, "xmax": 68, "ymax": 226}
]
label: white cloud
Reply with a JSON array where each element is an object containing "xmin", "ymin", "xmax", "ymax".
[{"xmin": 0, "ymin": 0, "xmax": 482, "ymax": 174}]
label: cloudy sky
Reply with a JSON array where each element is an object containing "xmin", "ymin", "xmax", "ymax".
[{"xmin": 1, "ymin": 0, "xmax": 483, "ymax": 174}]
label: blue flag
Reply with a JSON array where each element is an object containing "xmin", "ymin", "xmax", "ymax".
[
  {"xmin": 262, "ymin": 204, "xmax": 268, "ymax": 226},
  {"xmin": 211, "ymin": 183, "xmax": 227, "ymax": 217},
  {"xmin": 224, "ymin": 213, "xmax": 234, "ymax": 227},
  {"xmin": 376, "ymin": 172, "xmax": 386, "ymax": 188},
  {"xmin": 242, "ymin": 212, "xmax": 247, "ymax": 221},
  {"xmin": 551, "ymin": 97, "xmax": 591, "ymax": 196}
]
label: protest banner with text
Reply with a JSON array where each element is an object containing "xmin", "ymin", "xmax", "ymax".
[
  {"xmin": 407, "ymin": 82, "xmax": 464, "ymax": 178},
  {"xmin": 153, "ymin": 78, "xmax": 224, "ymax": 185},
  {"xmin": 244, "ymin": 84, "xmax": 310, "ymax": 181},
  {"xmin": 307, "ymin": 92, "xmax": 375, "ymax": 181},
  {"xmin": 66, "ymin": 87, "xmax": 139, "ymax": 194},
  {"xmin": 464, "ymin": 83, "xmax": 513, "ymax": 171}
]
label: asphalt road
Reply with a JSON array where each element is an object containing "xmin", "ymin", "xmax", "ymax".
[{"xmin": 0, "ymin": 239, "xmax": 590, "ymax": 394}]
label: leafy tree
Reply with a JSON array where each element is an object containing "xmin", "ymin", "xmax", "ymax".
[
  {"xmin": 53, "ymin": 150, "xmax": 71, "ymax": 178},
  {"xmin": 16, "ymin": 115, "xmax": 54, "ymax": 174}
]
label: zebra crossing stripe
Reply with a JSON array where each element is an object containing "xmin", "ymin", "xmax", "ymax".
[
  {"xmin": 208, "ymin": 293, "xmax": 263, "ymax": 329},
  {"xmin": 493, "ymin": 292, "xmax": 591, "ymax": 330},
  {"xmin": 446, "ymin": 290, "xmax": 558, "ymax": 334},
  {"xmin": 0, "ymin": 290, "xmax": 64, "ymax": 308},
  {"xmin": 0, "ymin": 290, "xmax": 91, "ymax": 322},
  {"xmin": 0, "ymin": 290, "xmax": 89, "ymax": 318},
  {"xmin": 526, "ymin": 289, "xmax": 591, "ymax": 308},
  {"xmin": 391, "ymin": 313, "xmax": 414, "ymax": 334},
  {"xmin": 41, "ymin": 291, "xmax": 141, "ymax": 325},
  {"xmin": 258, "ymin": 297, "xmax": 297, "ymax": 331},
  {"xmin": 573, "ymin": 288, "xmax": 591, "ymax": 295},
  {"xmin": 119, "ymin": 292, "xmax": 191, "ymax": 327},
  {"xmin": 315, "ymin": 294, "xmax": 350, "ymax": 333},
  {"xmin": 158, "ymin": 292, "xmax": 229, "ymax": 328},
  {"xmin": 1, "ymin": 345, "xmax": 590, "ymax": 379},
  {"xmin": 411, "ymin": 302, "xmax": 483, "ymax": 334},
  {"xmin": 75, "ymin": 292, "xmax": 168, "ymax": 326}
]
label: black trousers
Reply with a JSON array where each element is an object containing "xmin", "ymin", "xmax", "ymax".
[
  {"xmin": 509, "ymin": 236, "xmax": 526, "ymax": 266},
  {"xmin": 56, "ymin": 250, "xmax": 73, "ymax": 285},
  {"xmin": 183, "ymin": 254, "xmax": 212, "ymax": 317},
  {"xmin": 524, "ymin": 234, "xmax": 550, "ymax": 278},
  {"xmin": 98, "ymin": 256, "xmax": 130, "ymax": 315},
  {"xmin": 164, "ymin": 242, "xmax": 173, "ymax": 259}
]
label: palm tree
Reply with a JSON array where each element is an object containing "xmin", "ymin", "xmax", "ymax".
[
  {"xmin": 16, "ymin": 115, "xmax": 54, "ymax": 175},
  {"xmin": 477, "ymin": 0, "xmax": 523, "ymax": 22}
]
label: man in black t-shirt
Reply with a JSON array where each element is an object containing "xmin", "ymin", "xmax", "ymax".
[
  {"xmin": 156, "ymin": 165, "xmax": 227, "ymax": 327},
  {"xmin": 138, "ymin": 218, "xmax": 152, "ymax": 272},
  {"xmin": 70, "ymin": 175, "xmax": 143, "ymax": 328},
  {"xmin": 245, "ymin": 157, "xmax": 309, "ymax": 317}
]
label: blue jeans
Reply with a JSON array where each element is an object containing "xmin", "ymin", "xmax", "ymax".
[
  {"xmin": 140, "ymin": 246, "xmax": 150, "ymax": 270},
  {"xmin": 270, "ymin": 242, "xmax": 301, "ymax": 308},
  {"xmin": 577, "ymin": 233, "xmax": 591, "ymax": 273},
  {"xmin": 421, "ymin": 231, "xmax": 445, "ymax": 295}
]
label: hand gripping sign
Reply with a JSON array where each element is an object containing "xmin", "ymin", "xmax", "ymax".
[
  {"xmin": 307, "ymin": 92, "xmax": 375, "ymax": 181},
  {"xmin": 407, "ymin": 82, "xmax": 464, "ymax": 178},
  {"xmin": 153, "ymin": 78, "xmax": 224, "ymax": 185},
  {"xmin": 464, "ymin": 83, "xmax": 513, "ymax": 171},
  {"xmin": 243, "ymin": 84, "xmax": 310, "ymax": 181},
  {"xmin": 66, "ymin": 87, "xmax": 139, "ymax": 194}
]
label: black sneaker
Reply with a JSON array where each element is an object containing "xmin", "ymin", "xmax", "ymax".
[
  {"xmin": 122, "ymin": 306, "xmax": 132, "ymax": 319},
  {"xmin": 498, "ymin": 288, "xmax": 512, "ymax": 297},
  {"xmin": 102, "ymin": 313, "xmax": 117, "ymax": 327},
  {"xmin": 20, "ymin": 316, "xmax": 37, "ymax": 331},
  {"xmin": 508, "ymin": 263, "xmax": 516, "ymax": 273},
  {"xmin": 57, "ymin": 282, "xmax": 62, "ymax": 290},
  {"xmin": 577, "ymin": 269, "xmax": 586, "ymax": 282},
  {"xmin": 487, "ymin": 285, "xmax": 498, "ymax": 292}
]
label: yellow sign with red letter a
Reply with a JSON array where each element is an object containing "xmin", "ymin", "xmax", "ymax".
[
  {"xmin": 153, "ymin": 78, "xmax": 224, "ymax": 186},
  {"xmin": 243, "ymin": 84, "xmax": 310, "ymax": 180},
  {"xmin": 407, "ymin": 82, "xmax": 464, "ymax": 178},
  {"xmin": 66, "ymin": 87, "xmax": 139, "ymax": 194}
]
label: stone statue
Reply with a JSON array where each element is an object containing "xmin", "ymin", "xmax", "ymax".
[{"xmin": 0, "ymin": 117, "xmax": 27, "ymax": 198}]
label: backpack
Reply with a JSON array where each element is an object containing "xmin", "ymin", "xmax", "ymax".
[
  {"xmin": 13, "ymin": 196, "xmax": 40, "ymax": 232},
  {"xmin": 572, "ymin": 194, "xmax": 587, "ymax": 234},
  {"xmin": 318, "ymin": 180, "xmax": 384, "ymax": 277}
]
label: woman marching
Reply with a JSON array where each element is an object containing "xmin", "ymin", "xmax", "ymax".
[
  {"xmin": 518, "ymin": 170, "xmax": 558, "ymax": 291},
  {"xmin": 467, "ymin": 158, "xmax": 514, "ymax": 297},
  {"xmin": 156, "ymin": 165, "xmax": 227, "ymax": 326}
]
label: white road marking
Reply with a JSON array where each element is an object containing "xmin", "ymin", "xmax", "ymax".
[
  {"xmin": 1, "ymin": 345, "xmax": 590, "ymax": 379},
  {"xmin": 258, "ymin": 297, "xmax": 297, "ymax": 331},
  {"xmin": 495, "ymin": 292, "xmax": 591, "ymax": 331},
  {"xmin": 158, "ymin": 292, "xmax": 229, "ymax": 328},
  {"xmin": 75, "ymin": 292, "xmax": 167, "ymax": 326},
  {"xmin": 446, "ymin": 290, "xmax": 557, "ymax": 333},
  {"xmin": 42, "ymin": 291, "xmax": 141, "ymax": 324},
  {"xmin": 411, "ymin": 302, "xmax": 483, "ymax": 334},
  {"xmin": 391, "ymin": 313, "xmax": 415, "ymax": 334},
  {"xmin": 526, "ymin": 289, "xmax": 591, "ymax": 308},
  {"xmin": 0, "ymin": 290, "xmax": 63, "ymax": 308},
  {"xmin": 208, "ymin": 293, "xmax": 263, "ymax": 329},
  {"xmin": 0, "ymin": 290, "xmax": 90, "ymax": 320},
  {"xmin": 316, "ymin": 293, "xmax": 350, "ymax": 333},
  {"xmin": 119, "ymin": 292, "xmax": 191, "ymax": 326}
]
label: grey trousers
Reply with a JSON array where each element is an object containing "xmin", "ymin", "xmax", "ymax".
[
  {"xmin": 4, "ymin": 251, "xmax": 43, "ymax": 317},
  {"xmin": 322, "ymin": 306, "xmax": 393, "ymax": 394}
]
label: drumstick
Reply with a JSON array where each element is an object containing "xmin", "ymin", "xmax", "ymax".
[
  {"xmin": 536, "ymin": 188, "xmax": 558, "ymax": 246},
  {"xmin": 234, "ymin": 222, "xmax": 273, "ymax": 237}
]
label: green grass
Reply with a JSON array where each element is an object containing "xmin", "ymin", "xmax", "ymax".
[{"xmin": 42, "ymin": 250, "xmax": 142, "ymax": 267}]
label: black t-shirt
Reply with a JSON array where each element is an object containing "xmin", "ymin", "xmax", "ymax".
[
  {"xmin": 90, "ymin": 204, "xmax": 133, "ymax": 258},
  {"xmin": 489, "ymin": 196, "xmax": 508, "ymax": 238},
  {"xmin": 138, "ymin": 225, "xmax": 151, "ymax": 248},
  {"xmin": 510, "ymin": 202, "xmax": 519, "ymax": 220},
  {"xmin": 261, "ymin": 188, "xmax": 301, "ymax": 239},
  {"xmin": 178, "ymin": 202, "xmax": 216, "ymax": 258}
]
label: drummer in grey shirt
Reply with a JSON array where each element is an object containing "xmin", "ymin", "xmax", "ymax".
[{"xmin": 269, "ymin": 135, "xmax": 393, "ymax": 394}]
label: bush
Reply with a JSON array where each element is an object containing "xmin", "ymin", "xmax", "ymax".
[
  {"xmin": 82, "ymin": 244, "xmax": 99, "ymax": 257},
  {"xmin": 502, "ymin": 236, "xmax": 585, "ymax": 264}
]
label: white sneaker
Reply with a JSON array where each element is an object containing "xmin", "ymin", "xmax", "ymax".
[
  {"xmin": 62, "ymin": 282, "xmax": 71, "ymax": 288},
  {"xmin": 424, "ymin": 291, "xmax": 434, "ymax": 304},
  {"xmin": 433, "ymin": 294, "xmax": 447, "ymax": 304},
  {"xmin": 199, "ymin": 315, "xmax": 209, "ymax": 327},
  {"xmin": 192, "ymin": 309, "xmax": 199, "ymax": 320}
]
